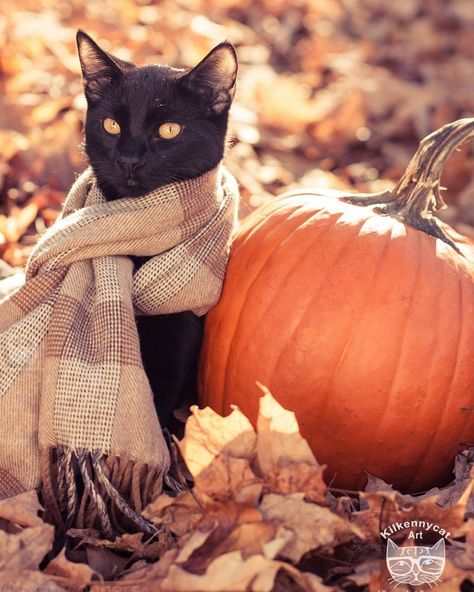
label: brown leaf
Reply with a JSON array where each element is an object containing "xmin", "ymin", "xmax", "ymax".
[
  {"xmin": 86, "ymin": 546, "xmax": 129, "ymax": 580},
  {"xmin": 438, "ymin": 449, "xmax": 474, "ymax": 513},
  {"xmin": 67, "ymin": 528, "xmax": 174, "ymax": 562},
  {"xmin": 263, "ymin": 461, "xmax": 327, "ymax": 503},
  {"xmin": 0, "ymin": 570, "xmax": 66, "ymax": 592},
  {"xmin": 194, "ymin": 453, "xmax": 262, "ymax": 504},
  {"xmin": 162, "ymin": 548, "xmax": 336, "ymax": 592},
  {"xmin": 30, "ymin": 97, "xmax": 73, "ymax": 125},
  {"xmin": 179, "ymin": 405, "xmax": 257, "ymax": 478},
  {"xmin": 256, "ymin": 385, "xmax": 318, "ymax": 476},
  {"xmin": 179, "ymin": 501, "xmax": 276, "ymax": 574},
  {"xmin": 260, "ymin": 493, "xmax": 363, "ymax": 562},
  {"xmin": 163, "ymin": 550, "xmax": 287, "ymax": 592},
  {"xmin": 0, "ymin": 490, "xmax": 43, "ymax": 527},
  {"xmin": 354, "ymin": 487, "xmax": 469, "ymax": 543},
  {"xmin": 256, "ymin": 73, "xmax": 322, "ymax": 133},
  {"xmin": 426, "ymin": 559, "xmax": 474, "ymax": 592},
  {"xmin": 44, "ymin": 548, "xmax": 98, "ymax": 588},
  {"xmin": 0, "ymin": 524, "xmax": 54, "ymax": 569},
  {"xmin": 0, "ymin": 130, "xmax": 30, "ymax": 161},
  {"xmin": 117, "ymin": 547, "xmax": 179, "ymax": 585},
  {"xmin": 0, "ymin": 202, "xmax": 38, "ymax": 242},
  {"xmin": 143, "ymin": 490, "xmax": 207, "ymax": 537}
]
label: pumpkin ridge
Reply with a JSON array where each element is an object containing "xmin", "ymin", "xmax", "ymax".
[
  {"xmin": 363, "ymin": 227, "xmax": 424, "ymax": 488},
  {"xmin": 413, "ymin": 257, "xmax": 464, "ymax": 488},
  {"xmin": 319, "ymin": 218, "xmax": 395, "ymax": 415},
  {"xmin": 313, "ymin": 220, "xmax": 398, "ymax": 487},
  {"xmin": 265, "ymin": 210, "xmax": 376, "ymax": 437},
  {"xmin": 234, "ymin": 198, "xmax": 300, "ymax": 249},
  {"xmin": 457, "ymin": 280, "xmax": 474, "ymax": 447},
  {"xmin": 257, "ymin": 209, "xmax": 357, "ymax": 385},
  {"xmin": 221, "ymin": 206, "xmax": 343, "ymax": 412},
  {"xmin": 413, "ymin": 256, "xmax": 452, "ymax": 489}
]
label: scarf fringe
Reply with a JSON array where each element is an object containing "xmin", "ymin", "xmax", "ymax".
[{"xmin": 40, "ymin": 446, "xmax": 163, "ymax": 539}]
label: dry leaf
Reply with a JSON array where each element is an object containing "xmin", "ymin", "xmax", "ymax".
[
  {"xmin": 178, "ymin": 501, "xmax": 276, "ymax": 574},
  {"xmin": 163, "ymin": 550, "xmax": 288, "ymax": 592},
  {"xmin": 260, "ymin": 493, "xmax": 363, "ymax": 562},
  {"xmin": 85, "ymin": 546, "xmax": 129, "ymax": 580},
  {"xmin": 0, "ymin": 203, "xmax": 38, "ymax": 242},
  {"xmin": 256, "ymin": 385, "xmax": 318, "ymax": 475},
  {"xmin": 0, "ymin": 524, "xmax": 54, "ymax": 569},
  {"xmin": 0, "ymin": 489, "xmax": 43, "ymax": 527},
  {"xmin": 143, "ymin": 489, "xmax": 208, "ymax": 537},
  {"xmin": 0, "ymin": 129, "xmax": 30, "ymax": 161},
  {"xmin": 179, "ymin": 405, "xmax": 257, "ymax": 478},
  {"xmin": 194, "ymin": 453, "xmax": 262, "ymax": 503},
  {"xmin": 116, "ymin": 548, "xmax": 180, "ymax": 589},
  {"xmin": 30, "ymin": 97, "xmax": 73, "ymax": 125},
  {"xmin": 44, "ymin": 548, "xmax": 98, "ymax": 588},
  {"xmin": 354, "ymin": 488, "xmax": 470, "ymax": 542},
  {"xmin": 0, "ymin": 570, "xmax": 66, "ymax": 591},
  {"xmin": 263, "ymin": 461, "xmax": 327, "ymax": 503}
]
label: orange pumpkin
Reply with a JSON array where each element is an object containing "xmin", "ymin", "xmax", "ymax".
[{"xmin": 199, "ymin": 118, "xmax": 474, "ymax": 492}]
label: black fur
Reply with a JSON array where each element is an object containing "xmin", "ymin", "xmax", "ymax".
[{"xmin": 76, "ymin": 31, "xmax": 237, "ymax": 428}]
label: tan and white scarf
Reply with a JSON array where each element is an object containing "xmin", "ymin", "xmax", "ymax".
[{"xmin": 0, "ymin": 163, "xmax": 238, "ymax": 536}]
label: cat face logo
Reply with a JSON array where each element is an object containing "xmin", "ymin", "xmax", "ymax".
[{"xmin": 386, "ymin": 538, "xmax": 445, "ymax": 587}]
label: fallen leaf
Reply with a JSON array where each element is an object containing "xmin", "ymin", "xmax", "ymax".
[
  {"xmin": 86, "ymin": 546, "xmax": 129, "ymax": 581},
  {"xmin": 0, "ymin": 489, "xmax": 44, "ymax": 527},
  {"xmin": 354, "ymin": 487, "xmax": 469, "ymax": 543},
  {"xmin": 0, "ymin": 570, "xmax": 66, "ymax": 591},
  {"xmin": 263, "ymin": 461, "xmax": 327, "ymax": 503},
  {"xmin": 256, "ymin": 385, "xmax": 318, "ymax": 476},
  {"xmin": 260, "ymin": 493, "xmax": 363, "ymax": 562},
  {"xmin": 179, "ymin": 405, "xmax": 257, "ymax": 478},
  {"xmin": 0, "ymin": 130, "xmax": 30, "ymax": 161},
  {"xmin": 143, "ymin": 489, "xmax": 207, "ymax": 537},
  {"xmin": 179, "ymin": 501, "xmax": 277, "ymax": 574},
  {"xmin": 0, "ymin": 524, "xmax": 54, "ymax": 569},
  {"xmin": 44, "ymin": 548, "xmax": 98, "ymax": 588},
  {"xmin": 163, "ymin": 550, "xmax": 288, "ymax": 592},
  {"xmin": 194, "ymin": 453, "xmax": 262, "ymax": 504},
  {"xmin": 0, "ymin": 202, "xmax": 38, "ymax": 242},
  {"xmin": 30, "ymin": 97, "xmax": 73, "ymax": 125}
]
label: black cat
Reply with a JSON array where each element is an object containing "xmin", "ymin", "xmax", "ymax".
[{"xmin": 76, "ymin": 31, "xmax": 237, "ymax": 429}]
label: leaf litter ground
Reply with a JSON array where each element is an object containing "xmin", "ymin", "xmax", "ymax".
[{"xmin": 2, "ymin": 388, "xmax": 474, "ymax": 591}]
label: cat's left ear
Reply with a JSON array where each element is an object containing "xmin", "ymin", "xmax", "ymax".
[{"xmin": 180, "ymin": 42, "xmax": 238, "ymax": 114}]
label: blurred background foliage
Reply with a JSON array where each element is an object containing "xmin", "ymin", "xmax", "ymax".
[{"xmin": 0, "ymin": 0, "xmax": 473, "ymax": 266}]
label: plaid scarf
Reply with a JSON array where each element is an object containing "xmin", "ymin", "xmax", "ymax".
[{"xmin": 0, "ymin": 163, "xmax": 238, "ymax": 536}]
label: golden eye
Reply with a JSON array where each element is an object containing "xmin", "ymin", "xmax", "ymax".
[
  {"xmin": 158, "ymin": 122, "xmax": 182, "ymax": 139},
  {"xmin": 103, "ymin": 117, "xmax": 121, "ymax": 135}
]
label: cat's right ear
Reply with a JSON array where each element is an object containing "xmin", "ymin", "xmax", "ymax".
[{"xmin": 76, "ymin": 31, "xmax": 132, "ymax": 103}]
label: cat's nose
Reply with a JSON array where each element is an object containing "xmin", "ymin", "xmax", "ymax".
[{"xmin": 116, "ymin": 156, "xmax": 144, "ymax": 177}]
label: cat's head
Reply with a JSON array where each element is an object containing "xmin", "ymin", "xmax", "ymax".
[
  {"xmin": 386, "ymin": 538, "xmax": 445, "ymax": 586},
  {"xmin": 76, "ymin": 31, "xmax": 237, "ymax": 200}
]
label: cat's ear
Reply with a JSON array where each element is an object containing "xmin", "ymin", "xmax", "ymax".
[
  {"xmin": 76, "ymin": 30, "xmax": 133, "ymax": 103},
  {"xmin": 430, "ymin": 538, "xmax": 445, "ymax": 553},
  {"xmin": 180, "ymin": 42, "xmax": 237, "ymax": 114},
  {"xmin": 386, "ymin": 539, "xmax": 399, "ymax": 555}
]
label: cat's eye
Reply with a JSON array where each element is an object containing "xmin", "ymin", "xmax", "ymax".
[
  {"xmin": 103, "ymin": 117, "xmax": 121, "ymax": 135},
  {"xmin": 158, "ymin": 122, "xmax": 182, "ymax": 139}
]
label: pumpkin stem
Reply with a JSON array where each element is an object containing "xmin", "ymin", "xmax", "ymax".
[{"xmin": 346, "ymin": 118, "xmax": 474, "ymax": 254}]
